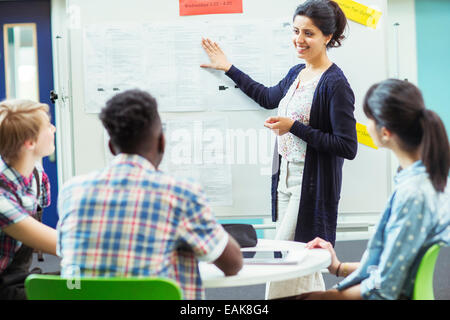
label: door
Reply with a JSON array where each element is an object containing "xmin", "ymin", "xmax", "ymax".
[{"xmin": 0, "ymin": 0, "xmax": 59, "ymax": 228}]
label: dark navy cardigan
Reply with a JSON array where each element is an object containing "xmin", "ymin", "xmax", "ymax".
[{"xmin": 225, "ymin": 63, "xmax": 358, "ymax": 246}]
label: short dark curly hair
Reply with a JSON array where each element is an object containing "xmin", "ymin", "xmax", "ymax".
[{"xmin": 99, "ymin": 89, "xmax": 160, "ymax": 153}]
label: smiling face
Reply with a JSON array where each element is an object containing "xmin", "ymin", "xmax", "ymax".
[{"xmin": 292, "ymin": 15, "xmax": 332, "ymax": 62}]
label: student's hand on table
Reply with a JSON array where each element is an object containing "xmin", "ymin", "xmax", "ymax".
[
  {"xmin": 264, "ymin": 116, "xmax": 295, "ymax": 136},
  {"xmin": 200, "ymin": 38, "xmax": 232, "ymax": 72},
  {"xmin": 305, "ymin": 237, "xmax": 341, "ymax": 276}
]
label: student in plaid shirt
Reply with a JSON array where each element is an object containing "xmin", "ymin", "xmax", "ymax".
[
  {"xmin": 0, "ymin": 100, "xmax": 57, "ymax": 299},
  {"xmin": 57, "ymin": 89, "xmax": 243, "ymax": 299}
]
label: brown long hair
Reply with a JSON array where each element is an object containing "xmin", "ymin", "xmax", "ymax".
[
  {"xmin": 363, "ymin": 79, "xmax": 449, "ymax": 192},
  {"xmin": 293, "ymin": 0, "xmax": 348, "ymax": 48}
]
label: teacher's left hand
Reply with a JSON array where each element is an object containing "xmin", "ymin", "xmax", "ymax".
[{"xmin": 264, "ymin": 116, "xmax": 294, "ymax": 136}]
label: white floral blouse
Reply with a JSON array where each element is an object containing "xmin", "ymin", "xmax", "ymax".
[{"xmin": 277, "ymin": 71, "xmax": 323, "ymax": 162}]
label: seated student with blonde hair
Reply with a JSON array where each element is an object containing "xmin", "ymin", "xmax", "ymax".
[
  {"xmin": 284, "ymin": 79, "xmax": 450, "ymax": 300},
  {"xmin": 0, "ymin": 100, "xmax": 57, "ymax": 300}
]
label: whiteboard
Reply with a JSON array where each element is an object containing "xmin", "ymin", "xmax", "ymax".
[{"xmin": 66, "ymin": 0, "xmax": 389, "ymax": 219}]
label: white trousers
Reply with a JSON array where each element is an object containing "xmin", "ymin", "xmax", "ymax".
[{"xmin": 265, "ymin": 158, "xmax": 325, "ymax": 299}]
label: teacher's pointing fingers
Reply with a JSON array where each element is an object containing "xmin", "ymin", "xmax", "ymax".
[{"xmin": 200, "ymin": 38, "xmax": 232, "ymax": 72}]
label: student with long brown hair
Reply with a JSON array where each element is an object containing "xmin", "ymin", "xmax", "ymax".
[{"xmin": 292, "ymin": 79, "xmax": 450, "ymax": 300}]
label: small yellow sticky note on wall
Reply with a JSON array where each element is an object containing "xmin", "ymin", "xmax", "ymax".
[
  {"xmin": 356, "ymin": 123, "xmax": 378, "ymax": 149},
  {"xmin": 334, "ymin": 0, "xmax": 382, "ymax": 29}
]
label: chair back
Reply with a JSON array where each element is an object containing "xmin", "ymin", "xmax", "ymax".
[
  {"xmin": 413, "ymin": 244, "xmax": 441, "ymax": 300},
  {"xmin": 25, "ymin": 275, "xmax": 183, "ymax": 300}
]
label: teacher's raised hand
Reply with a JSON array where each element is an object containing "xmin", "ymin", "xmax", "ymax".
[{"xmin": 200, "ymin": 38, "xmax": 232, "ymax": 72}]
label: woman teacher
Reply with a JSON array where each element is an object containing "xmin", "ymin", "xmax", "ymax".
[{"xmin": 201, "ymin": 0, "xmax": 358, "ymax": 299}]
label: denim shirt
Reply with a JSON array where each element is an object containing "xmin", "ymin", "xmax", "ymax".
[{"xmin": 336, "ymin": 161, "xmax": 450, "ymax": 299}]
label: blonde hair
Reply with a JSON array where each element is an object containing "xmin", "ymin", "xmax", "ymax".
[{"xmin": 0, "ymin": 99, "xmax": 50, "ymax": 161}]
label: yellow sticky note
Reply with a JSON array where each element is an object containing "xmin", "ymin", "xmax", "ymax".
[
  {"xmin": 356, "ymin": 123, "xmax": 378, "ymax": 149},
  {"xmin": 334, "ymin": 0, "xmax": 382, "ymax": 29}
]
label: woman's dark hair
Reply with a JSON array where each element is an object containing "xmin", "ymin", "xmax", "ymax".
[
  {"xmin": 293, "ymin": 0, "xmax": 348, "ymax": 48},
  {"xmin": 363, "ymin": 79, "xmax": 450, "ymax": 192},
  {"xmin": 99, "ymin": 89, "xmax": 161, "ymax": 153}
]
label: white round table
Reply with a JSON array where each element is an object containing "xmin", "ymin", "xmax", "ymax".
[{"xmin": 200, "ymin": 239, "xmax": 331, "ymax": 288}]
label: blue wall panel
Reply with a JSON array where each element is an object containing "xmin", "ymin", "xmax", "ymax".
[{"xmin": 415, "ymin": 0, "xmax": 450, "ymax": 135}]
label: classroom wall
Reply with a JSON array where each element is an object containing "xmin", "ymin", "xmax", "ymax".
[
  {"xmin": 385, "ymin": 0, "xmax": 417, "ymax": 180},
  {"xmin": 48, "ymin": 0, "xmax": 436, "ymax": 241},
  {"xmin": 386, "ymin": 0, "xmax": 418, "ymax": 82},
  {"xmin": 415, "ymin": 0, "xmax": 450, "ymax": 134}
]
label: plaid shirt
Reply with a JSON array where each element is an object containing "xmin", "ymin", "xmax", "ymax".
[
  {"xmin": 0, "ymin": 157, "xmax": 51, "ymax": 273},
  {"xmin": 57, "ymin": 153, "xmax": 228, "ymax": 300}
]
